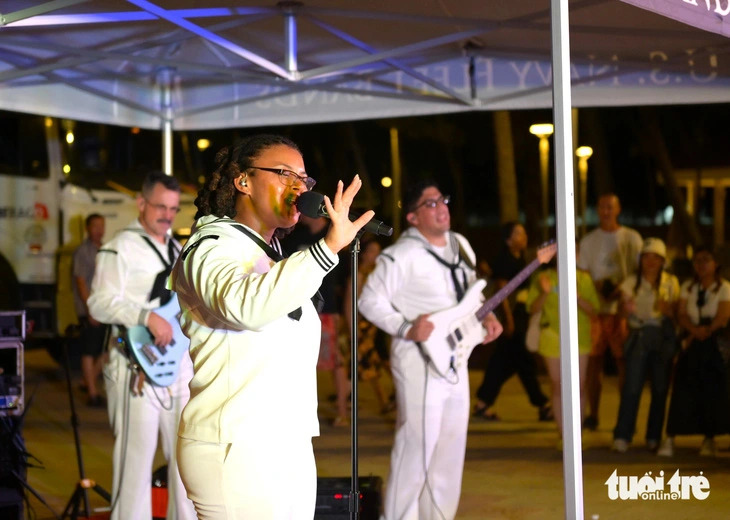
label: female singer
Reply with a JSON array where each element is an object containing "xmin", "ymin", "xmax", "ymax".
[{"xmin": 171, "ymin": 134, "xmax": 372, "ymax": 519}]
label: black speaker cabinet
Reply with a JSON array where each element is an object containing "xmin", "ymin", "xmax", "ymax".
[
  {"xmin": 0, "ymin": 312, "xmax": 24, "ymax": 342},
  {"xmin": 0, "ymin": 415, "xmax": 25, "ymax": 520},
  {"xmin": 315, "ymin": 476, "xmax": 382, "ymax": 520},
  {"xmin": 0, "ymin": 341, "xmax": 23, "ymax": 417}
]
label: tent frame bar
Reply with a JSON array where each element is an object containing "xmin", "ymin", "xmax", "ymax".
[{"xmin": 0, "ymin": 0, "xmax": 90, "ymax": 26}]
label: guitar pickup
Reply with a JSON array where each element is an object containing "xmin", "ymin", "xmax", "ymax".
[
  {"xmin": 157, "ymin": 344, "xmax": 168, "ymax": 356},
  {"xmin": 140, "ymin": 345, "xmax": 158, "ymax": 364},
  {"xmin": 454, "ymin": 328, "xmax": 463, "ymax": 341},
  {"xmin": 446, "ymin": 334, "xmax": 456, "ymax": 350}
]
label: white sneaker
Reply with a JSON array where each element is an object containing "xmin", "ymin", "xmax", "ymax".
[
  {"xmin": 612, "ymin": 439, "xmax": 629, "ymax": 453},
  {"xmin": 699, "ymin": 437, "xmax": 717, "ymax": 457},
  {"xmin": 657, "ymin": 438, "xmax": 674, "ymax": 457}
]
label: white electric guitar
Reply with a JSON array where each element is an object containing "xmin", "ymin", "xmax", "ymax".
[
  {"xmin": 126, "ymin": 293, "xmax": 189, "ymax": 387},
  {"xmin": 418, "ymin": 241, "xmax": 557, "ymax": 376}
]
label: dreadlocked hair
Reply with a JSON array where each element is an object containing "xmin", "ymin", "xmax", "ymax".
[{"xmin": 194, "ymin": 134, "xmax": 300, "ymax": 220}]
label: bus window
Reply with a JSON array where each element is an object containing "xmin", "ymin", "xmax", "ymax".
[
  {"xmin": 0, "ymin": 111, "xmax": 49, "ymax": 179},
  {"xmin": 65, "ymin": 121, "xmax": 162, "ymax": 191}
]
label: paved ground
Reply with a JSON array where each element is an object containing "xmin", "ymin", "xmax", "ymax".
[{"xmin": 14, "ymin": 347, "xmax": 730, "ymax": 519}]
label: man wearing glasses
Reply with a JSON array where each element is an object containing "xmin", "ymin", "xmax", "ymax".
[
  {"xmin": 88, "ymin": 171, "xmax": 196, "ymax": 520},
  {"xmin": 359, "ymin": 180, "xmax": 502, "ymax": 520}
]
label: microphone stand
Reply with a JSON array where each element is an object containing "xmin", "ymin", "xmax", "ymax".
[{"xmin": 348, "ymin": 233, "xmax": 363, "ymax": 520}]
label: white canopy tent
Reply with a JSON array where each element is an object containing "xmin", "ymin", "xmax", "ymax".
[
  {"xmin": 1, "ymin": 0, "xmax": 730, "ymax": 130},
  {"xmin": 2, "ymin": 2, "xmax": 728, "ymax": 519}
]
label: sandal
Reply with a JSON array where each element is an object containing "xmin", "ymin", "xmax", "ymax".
[
  {"xmin": 380, "ymin": 401, "xmax": 396, "ymax": 414},
  {"xmin": 473, "ymin": 404, "xmax": 499, "ymax": 421},
  {"xmin": 332, "ymin": 415, "xmax": 349, "ymax": 427},
  {"xmin": 538, "ymin": 404, "xmax": 554, "ymax": 422}
]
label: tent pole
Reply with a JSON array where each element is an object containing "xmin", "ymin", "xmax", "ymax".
[
  {"xmin": 389, "ymin": 127, "xmax": 402, "ymax": 238},
  {"xmin": 159, "ymin": 68, "xmax": 174, "ymax": 175},
  {"xmin": 550, "ymin": 1, "xmax": 584, "ymax": 519},
  {"xmin": 284, "ymin": 5, "xmax": 298, "ymax": 73},
  {"xmin": 162, "ymin": 119, "xmax": 173, "ymax": 176}
]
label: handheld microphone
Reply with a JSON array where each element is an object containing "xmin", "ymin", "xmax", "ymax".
[{"xmin": 296, "ymin": 191, "xmax": 393, "ymax": 237}]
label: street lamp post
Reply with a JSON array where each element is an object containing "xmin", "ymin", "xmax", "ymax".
[
  {"xmin": 529, "ymin": 123, "xmax": 554, "ymax": 242},
  {"xmin": 575, "ymin": 146, "xmax": 593, "ymax": 238}
]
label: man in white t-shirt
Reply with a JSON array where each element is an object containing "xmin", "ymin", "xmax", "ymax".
[{"xmin": 577, "ymin": 193, "xmax": 642, "ymax": 430}]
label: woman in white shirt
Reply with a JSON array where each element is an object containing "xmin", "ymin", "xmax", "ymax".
[
  {"xmin": 171, "ymin": 134, "xmax": 372, "ymax": 519},
  {"xmin": 611, "ymin": 238, "xmax": 679, "ymax": 453},
  {"xmin": 658, "ymin": 245, "xmax": 730, "ymax": 457}
]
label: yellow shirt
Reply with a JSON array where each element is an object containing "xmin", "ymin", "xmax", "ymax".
[{"xmin": 526, "ymin": 268, "xmax": 600, "ymax": 358}]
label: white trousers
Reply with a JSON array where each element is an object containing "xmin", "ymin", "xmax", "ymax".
[
  {"xmin": 104, "ymin": 347, "xmax": 196, "ymax": 520},
  {"xmin": 177, "ymin": 435, "xmax": 316, "ymax": 519},
  {"xmin": 384, "ymin": 340, "xmax": 470, "ymax": 520}
]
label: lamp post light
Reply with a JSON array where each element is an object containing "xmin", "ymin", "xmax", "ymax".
[
  {"xmin": 529, "ymin": 123, "xmax": 554, "ymax": 242},
  {"xmin": 575, "ymin": 146, "xmax": 593, "ymax": 237}
]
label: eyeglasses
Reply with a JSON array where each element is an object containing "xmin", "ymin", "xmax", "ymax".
[
  {"xmin": 144, "ymin": 199, "xmax": 180, "ymax": 214},
  {"xmin": 250, "ymin": 166, "xmax": 316, "ymax": 190},
  {"xmin": 413, "ymin": 194, "xmax": 450, "ymax": 211}
]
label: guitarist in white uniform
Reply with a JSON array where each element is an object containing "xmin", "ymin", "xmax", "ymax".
[
  {"xmin": 359, "ymin": 180, "xmax": 502, "ymax": 520},
  {"xmin": 88, "ymin": 171, "xmax": 196, "ymax": 520}
]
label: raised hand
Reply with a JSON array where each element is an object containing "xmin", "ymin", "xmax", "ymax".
[
  {"xmin": 323, "ymin": 175, "xmax": 375, "ymax": 254},
  {"xmin": 539, "ymin": 273, "xmax": 553, "ymax": 294}
]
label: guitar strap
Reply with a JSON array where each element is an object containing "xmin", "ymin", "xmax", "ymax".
[
  {"xmin": 229, "ymin": 223, "xmax": 324, "ymax": 320},
  {"xmin": 113, "ymin": 235, "xmax": 180, "ymax": 379},
  {"xmin": 140, "ymin": 235, "xmax": 178, "ymax": 306}
]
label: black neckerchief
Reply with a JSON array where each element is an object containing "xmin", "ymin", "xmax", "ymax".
[
  {"xmin": 424, "ymin": 249, "xmax": 468, "ymax": 302},
  {"xmin": 230, "ymin": 223, "xmax": 324, "ymax": 320},
  {"xmin": 140, "ymin": 235, "xmax": 178, "ymax": 306},
  {"xmin": 406, "ymin": 231, "xmax": 471, "ymax": 302}
]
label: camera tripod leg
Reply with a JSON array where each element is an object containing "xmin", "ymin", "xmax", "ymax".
[
  {"xmin": 61, "ymin": 478, "xmax": 111, "ymax": 519},
  {"xmin": 61, "ymin": 484, "xmax": 86, "ymax": 519},
  {"xmin": 12, "ymin": 470, "xmax": 60, "ymax": 520},
  {"xmin": 60, "ymin": 338, "xmax": 111, "ymax": 520}
]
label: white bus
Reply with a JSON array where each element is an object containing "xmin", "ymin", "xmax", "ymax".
[{"xmin": 0, "ymin": 111, "xmax": 195, "ymax": 347}]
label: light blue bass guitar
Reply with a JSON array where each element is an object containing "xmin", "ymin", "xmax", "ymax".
[{"xmin": 126, "ymin": 293, "xmax": 189, "ymax": 387}]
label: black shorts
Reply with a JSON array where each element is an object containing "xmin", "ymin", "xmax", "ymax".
[{"xmin": 79, "ymin": 317, "xmax": 108, "ymax": 357}]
